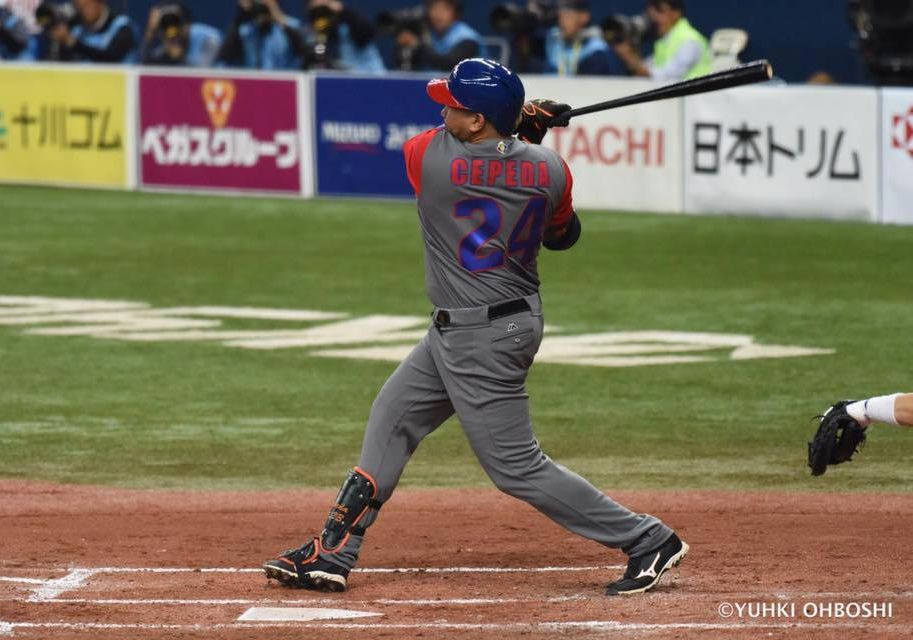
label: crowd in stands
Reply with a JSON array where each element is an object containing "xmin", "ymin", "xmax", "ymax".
[{"xmin": 0, "ymin": 0, "xmax": 711, "ymax": 81}]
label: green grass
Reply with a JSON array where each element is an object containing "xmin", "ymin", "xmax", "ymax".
[{"xmin": 1, "ymin": 184, "xmax": 911, "ymax": 492}]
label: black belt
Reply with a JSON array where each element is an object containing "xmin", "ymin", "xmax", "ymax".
[
  {"xmin": 433, "ymin": 298, "xmax": 531, "ymax": 328},
  {"xmin": 488, "ymin": 298, "xmax": 531, "ymax": 320}
]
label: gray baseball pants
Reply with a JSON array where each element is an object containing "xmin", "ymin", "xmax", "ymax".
[{"xmin": 328, "ymin": 293, "xmax": 672, "ymax": 569}]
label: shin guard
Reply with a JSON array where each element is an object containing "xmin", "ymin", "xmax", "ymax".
[{"xmin": 320, "ymin": 467, "xmax": 383, "ymax": 552}]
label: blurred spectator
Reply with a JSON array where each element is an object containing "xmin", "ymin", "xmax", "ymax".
[
  {"xmin": 49, "ymin": 0, "xmax": 138, "ymax": 63},
  {"xmin": 487, "ymin": 0, "xmax": 556, "ymax": 74},
  {"xmin": 217, "ymin": 0, "xmax": 303, "ymax": 70},
  {"xmin": 142, "ymin": 2, "xmax": 221, "ymax": 67},
  {"xmin": 614, "ymin": 0, "xmax": 711, "ymax": 80},
  {"xmin": 0, "ymin": 1, "xmax": 31, "ymax": 59},
  {"xmin": 394, "ymin": 0, "xmax": 481, "ymax": 71},
  {"xmin": 32, "ymin": 1, "xmax": 76, "ymax": 61},
  {"xmin": 302, "ymin": 0, "xmax": 384, "ymax": 72},
  {"xmin": 542, "ymin": 0, "xmax": 624, "ymax": 75}
]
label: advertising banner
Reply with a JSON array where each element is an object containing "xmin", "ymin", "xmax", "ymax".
[
  {"xmin": 139, "ymin": 74, "xmax": 302, "ymax": 194},
  {"xmin": 523, "ymin": 76, "xmax": 683, "ymax": 213},
  {"xmin": 314, "ymin": 76, "xmax": 441, "ymax": 197},
  {"xmin": 683, "ymin": 86, "xmax": 879, "ymax": 220},
  {"xmin": 0, "ymin": 67, "xmax": 128, "ymax": 188},
  {"xmin": 881, "ymin": 88, "xmax": 913, "ymax": 225}
]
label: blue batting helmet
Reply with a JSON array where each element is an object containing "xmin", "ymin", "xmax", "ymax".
[{"xmin": 426, "ymin": 58, "xmax": 525, "ymax": 135}]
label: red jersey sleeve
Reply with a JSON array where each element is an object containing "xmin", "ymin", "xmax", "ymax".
[
  {"xmin": 403, "ymin": 128, "xmax": 440, "ymax": 196},
  {"xmin": 552, "ymin": 158, "xmax": 574, "ymax": 228}
]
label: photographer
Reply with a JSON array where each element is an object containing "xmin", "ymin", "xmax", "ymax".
[
  {"xmin": 394, "ymin": 0, "xmax": 482, "ymax": 72},
  {"xmin": 542, "ymin": 0, "xmax": 624, "ymax": 75},
  {"xmin": 1, "ymin": 2, "xmax": 32, "ymax": 60},
  {"xmin": 50, "ymin": 0, "xmax": 138, "ymax": 63},
  {"xmin": 142, "ymin": 3, "xmax": 221, "ymax": 67},
  {"xmin": 302, "ymin": 0, "xmax": 384, "ymax": 72},
  {"xmin": 613, "ymin": 0, "xmax": 710, "ymax": 81},
  {"xmin": 217, "ymin": 0, "xmax": 304, "ymax": 70},
  {"xmin": 32, "ymin": 2, "xmax": 74, "ymax": 61}
]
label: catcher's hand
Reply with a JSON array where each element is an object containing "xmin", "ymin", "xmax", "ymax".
[
  {"xmin": 807, "ymin": 400, "xmax": 867, "ymax": 476},
  {"xmin": 515, "ymin": 99, "xmax": 571, "ymax": 144}
]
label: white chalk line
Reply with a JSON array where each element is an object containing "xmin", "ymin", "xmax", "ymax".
[
  {"xmin": 0, "ymin": 578, "xmax": 46, "ymax": 585},
  {"xmin": 0, "ymin": 620, "xmax": 907, "ymax": 633},
  {"xmin": 26, "ymin": 569, "xmax": 98, "ymax": 602},
  {"xmin": 26, "ymin": 592, "xmax": 913, "ymax": 607},
  {"xmin": 27, "ymin": 595, "xmax": 589, "ymax": 606},
  {"xmin": 14, "ymin": 591, "xmax": 913, "ymax": 607},
  {"xmin": 78, "ymin": 564, "xmax": 623, "ymax": 574}
]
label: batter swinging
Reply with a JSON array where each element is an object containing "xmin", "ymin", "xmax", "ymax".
[{"xmin": 264, "ymin": 58, "xmax": 688, "ymax": 596}]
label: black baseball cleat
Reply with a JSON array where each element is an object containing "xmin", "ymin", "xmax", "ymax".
[
  {"xmin": 605, "ymin": 533, "xmax": 689, "ymax": 596},
  {"xmin": 263, "ymin": 538, "xmax": 349, "ymax": 592}
]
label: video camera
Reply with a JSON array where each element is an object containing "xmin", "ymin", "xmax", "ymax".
[
  {"xmin": 489, "ymin": 1, "xmax": 556, "ymax": 35},
  {"xmin": 848, "ymin": 0, "xmax": 913, "ymax": 85},
  {"xmin": 35, "ymin": 1, "xmax": 77, "ymax": 31},
  {"xmin": 376, "ymin": 5, "xmax": 425, "ymax": 36},
  {"xmin": 601, "ymin": 13, "xmax": 652, "ymax": 46},
  {"xmin": 156, "ymin": 3, "xmax": 189, "ymax": 39}
]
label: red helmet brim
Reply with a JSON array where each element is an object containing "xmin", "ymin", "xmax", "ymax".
[{"xmin": 426, "ymin": 78, "xmax": 467, "ymax": 109}]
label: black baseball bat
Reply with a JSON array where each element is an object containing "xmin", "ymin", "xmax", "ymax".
[{"xmin": 549, "ymin": 60, "xmax": 773, "ymax": 124}]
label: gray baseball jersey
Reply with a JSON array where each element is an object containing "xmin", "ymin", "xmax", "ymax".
[{"xmin": 404, "ymin": 127, "xmax": 575, "ymax": 308}]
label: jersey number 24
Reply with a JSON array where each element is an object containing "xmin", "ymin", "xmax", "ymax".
[{"xmin": 454, "ymin": 196, "xmax": 547, "ymax": 272}]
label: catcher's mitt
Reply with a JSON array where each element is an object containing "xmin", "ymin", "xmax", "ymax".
[{"xmin": 807, "ymin": 400, "xmax": 867, "ymax": 476}]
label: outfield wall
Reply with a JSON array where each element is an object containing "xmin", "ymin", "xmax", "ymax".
[{"xmin": 1, "ymin": 64, "xmax": 911, "ymax": 224}]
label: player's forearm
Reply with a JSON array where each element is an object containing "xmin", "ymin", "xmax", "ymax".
[
  {"xmin": 543, "ymin": 212, "xmax": 581, "ymax": 251},
  {"xmin": 895, "ymin": 393, "xmax": 913, "ymax": 427},
  {"xmin": 847, "ymin": 393, "xmax": 913, "ymax": 427}
]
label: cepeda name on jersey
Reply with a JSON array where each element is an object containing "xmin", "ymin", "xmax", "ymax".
[{"xmin": 449, "ymin": 158, "xmax": 552, "ymax": 188}]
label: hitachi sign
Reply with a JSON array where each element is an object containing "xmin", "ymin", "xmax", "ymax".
[{"xmin": 551, "ymin": 126, "xmax": 666, "ymax": 167}]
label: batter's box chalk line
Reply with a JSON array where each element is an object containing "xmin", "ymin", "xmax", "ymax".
[
  {"xmin": 0, "ymin": 577, "xmax": 46, "ymax": 585},
  {"xmin": 2, "ymin": 565, "xmax": 623, "ymax": 607},
  {"xmin": 75, "ymin": 564, "xmax": 624, "ymax": 574},
  {"xmin": 25, "ymin": 568, "xmax": 99, "ymax": 602},
  {"xmin": 43, "ymin": 595, "xmax": 589, "ymax": 606}
]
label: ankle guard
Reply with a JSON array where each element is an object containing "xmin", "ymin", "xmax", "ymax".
[{"xmin": 320, "ymin": 467, "xmax": 383, "ymax": 551}]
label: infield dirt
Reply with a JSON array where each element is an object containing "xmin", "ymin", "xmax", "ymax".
[{"xmin": 1, "ymin": 481, "xmax": 911, "ymax": 639}]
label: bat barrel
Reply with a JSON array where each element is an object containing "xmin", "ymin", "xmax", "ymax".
[{"xmin": 552, "ymin": 60, "xmax": 774, "ymax": 123}]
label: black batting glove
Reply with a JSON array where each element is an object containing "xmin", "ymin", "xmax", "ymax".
[{"xmin": 514, "ymin": 99, "xmax": 572, "ymax": 145}]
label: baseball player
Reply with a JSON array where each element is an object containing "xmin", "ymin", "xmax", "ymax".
[
  {"xmin": 809, "ymin": 393, "xmax": 913, "ymax": 475},
  {"xmin": 264, "ymin": 58, "xmax": 688, "ymax": 596}
]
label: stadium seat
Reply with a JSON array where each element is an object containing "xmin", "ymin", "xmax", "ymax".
[{"xmin": 709, "ymin": 28, "xmax": 749, "ymax": 72}]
